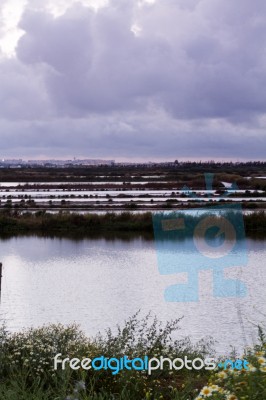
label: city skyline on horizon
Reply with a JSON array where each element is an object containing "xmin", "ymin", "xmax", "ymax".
[{"xmin": 0, "ymin": 156, "xmax": 265, "ymax": 164}]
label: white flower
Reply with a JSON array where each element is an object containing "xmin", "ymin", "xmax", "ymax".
[
  {"xmin": 217, "ymin": 370, "xmax": 228, "ymax": 379},
  {"xmin": 200, "ymin": 386, "xmax": 213, "ymax": 397},
  {"xmin": 257, "ymin": 356, "xmax": 266, "ymax": 365}
]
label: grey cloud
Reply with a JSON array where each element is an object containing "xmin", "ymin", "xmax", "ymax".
[
  {"xmin": 0, "ymin": 0, "xmax": 265, "ymax": 159},
  {"xmin": 0, "ymin": 58, "xmax": 52, "ymax": 119},
  {"xmin": 0, "ymin": 112, "xmax": 265, "ymax": 160},
  {"xmin": 14, "ymin": 0, "xmax": 266, "ymax": 121}
]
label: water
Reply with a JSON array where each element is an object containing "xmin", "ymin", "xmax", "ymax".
[
  {"xmin": 1, "ymin": 186, "xmax": 264, "ymax": 208},
  {"xmin": 0, "ymin": 236, "xmax": 265, "ymax": 355}
]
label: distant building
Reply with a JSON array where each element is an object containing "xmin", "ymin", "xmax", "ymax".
[{"xmin": 0, "ymin": 158, "xmax": 115, "ymax": 167}]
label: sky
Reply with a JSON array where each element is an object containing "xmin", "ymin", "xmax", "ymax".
[{"xmin": 0, "ymin": 0, "xmax": 265, "ymax": 162}]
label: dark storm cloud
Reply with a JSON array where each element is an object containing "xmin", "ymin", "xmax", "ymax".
[{"xmin": 0, "ymin": 0, "xmax": 265, "ymax": 159}]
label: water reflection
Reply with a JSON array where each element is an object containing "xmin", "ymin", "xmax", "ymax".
[{"xmin": 0, "ymin": 236, "xmax": 265, "ymax": 355}]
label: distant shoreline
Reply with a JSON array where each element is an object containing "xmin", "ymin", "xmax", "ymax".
[
  {"xmin": 0, "ymin": 210, "xmax": 265, "ymax": 238},
  {"xmin": 0, "ymin": 165, "xmax": 265, "ymax": 234}
]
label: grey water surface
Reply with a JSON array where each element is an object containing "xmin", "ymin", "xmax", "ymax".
[{"xmin": 0, "ymin": 236, "xmax": 265, "ymax": 355}]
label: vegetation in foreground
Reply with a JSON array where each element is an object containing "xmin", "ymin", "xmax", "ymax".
[
  {"xmin": 0, "ymin": 210, "xmax": 265, "ymax": 238},
  {"xmin": 0, "ymin": 314, "xmax": 265, "ymax": 400}
]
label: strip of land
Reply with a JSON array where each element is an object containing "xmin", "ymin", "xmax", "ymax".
[{"xmin": 0, "ymin": 210, "xmax": 265, "ymax": 237}]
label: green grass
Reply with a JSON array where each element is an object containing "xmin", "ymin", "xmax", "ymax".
[
  {"xmin": 0, "ymin": 314, "xmax": 211, "ymax": 400},
  {"xmin": 0, "ymin": 314, "xmax": 265, "ymax": 400}
]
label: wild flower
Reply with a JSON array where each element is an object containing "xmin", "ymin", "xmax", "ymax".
[
  {"xmin": 257, "ymin": 356, "xmax": 266, "ymax": 365},
  {"xmin": 200, "ymin": 386, "xmax": 213, "ymax": 396},
  {"xmin": 217, "ymin": 371, "xmax": 228, "ymax": 380}
]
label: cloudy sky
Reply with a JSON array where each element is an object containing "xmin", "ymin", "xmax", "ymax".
[{"xmin": 0, "ymin": 0, "xmax": 265, "ymax": 161}]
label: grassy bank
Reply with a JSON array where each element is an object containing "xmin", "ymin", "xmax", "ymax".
[
  {"xmin": 0, "ymin": 210, "xmax": 265, "ymax": 237},
  {"xmin": 0, "ymin": 314, "xmax": 265, "ymax": 400}
]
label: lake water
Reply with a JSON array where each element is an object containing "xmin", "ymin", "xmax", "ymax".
[{"xmin": 0, "ymin": 236, "xmax": 265, "ymax": 356}]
